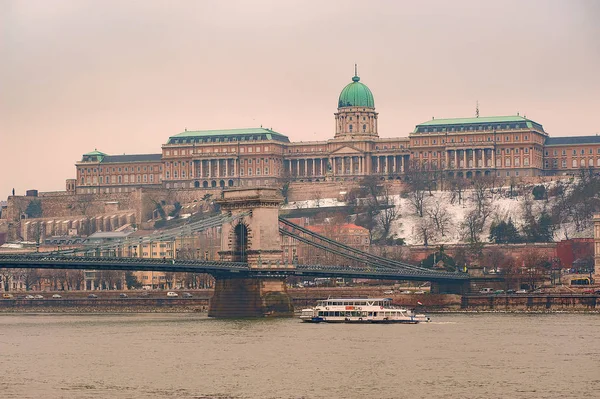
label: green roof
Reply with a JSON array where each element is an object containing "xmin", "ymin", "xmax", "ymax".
[
  {"xmin": 167, "ymin": 127, "xmax": 289, "ymax": 144},
  {"xmin": 83, "ymin": 150, "xmax": 107, "ymax": 156},
  {"xmin": 414, "ymin": 115, "xmax": 545, "ymax": 133},
  {"xmin": 81, "ymin": 150, "xmax": 106, "ymax": 162},
  {"xmin": 418, "ymin": 116, "xmax": 532, "ymax": 126},
  {"xmin": 338, "ymin": 75, "xmax": 375, "ymax": 108}
]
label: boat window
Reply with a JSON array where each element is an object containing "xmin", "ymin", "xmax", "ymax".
[
  {"xmin": 368, "ymin": 312, "xmax": 373, "ymax": 317},
  {"xmin": 373, "ymin": 312, "xmax": 378, "ymax": 317}
]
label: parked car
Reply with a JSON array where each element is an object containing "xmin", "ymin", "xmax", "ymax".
[
  {"xmin": 506, "ymin": 289, "xmax": 516, "ymax": 294},
  {"xmin": 383, "ymin": 290, "xmax": 394, "ymax": 295},
  {"xmin": 33, "ymin": 295, "xmax": 44, "ymax": 299},
  {"xmin": 52, "ymin": 294, "xmax": 62, "ymax": 298},
  {"xmin": 25, "ymin": 295, "xmax": 35, "ymax": 299},
  {"xmin": 493, "ymin": 290, "xmax": 505, "ymax": 295},
  {"xmin": 479, "ymin": 288, "xmax": 494, "ymax": 294},
  {"xmin": 182, "ymin": 292, "xmax": 193, "ymax": 298},
  {"xmin": 414, "ymin": 290, "xmax": 426, "ymax": 294},
  {"xmin": 515, "ymin": 289, "xmax": 527, "ymax": 294},
  {"xmin": 399, "ymin": 290, "xmax": 412, "ymax": 294},
  {"xmin": 88, "ymin": 294, "xmax": 98, "ymax": 298},
  {"xmin": 166, "ymin": 292, "xmax": 178, "ymax": 297},
  {"xmin": 119, "ymin": 293, "xmax": 128, "ymax": 298},
  {"xmin": 2, "ymin": 293, "xmax": 13, "ymax": 299}
]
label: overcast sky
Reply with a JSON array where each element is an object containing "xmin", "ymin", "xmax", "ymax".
[{"xmin": 1, "ymin": 0, "xmax": 599, "ymax": 196}]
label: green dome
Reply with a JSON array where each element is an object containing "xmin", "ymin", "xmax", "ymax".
[{"xmin": 338, "ymin": 75, "xmax": 374, "ymax": 108}]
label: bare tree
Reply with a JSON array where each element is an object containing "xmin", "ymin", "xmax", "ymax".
[
  {"xmin": 521, "ymin": 249, "xmax": 549, "ymax": 289},
  {"xmin": 471, "ymin": 176, "xmax": 494, "ymax": 228},
  {"xmin": 461, "ymin": 208, "xmax": 485, "ymax": 244},
  {"xmin": 484, "ymin": 246, "xmax": 510, "ymax": 273},
  {"xmin": 426, "ymin": 199, "xmax": 452, "ymax": 237},
  {"xmin": 404, "ymin": 160, "xmax": 430, "ymax": 217},
  {"xmin": 376, "ymin": 185, "xmax": 400, "ymax": 240},
  {"xmin": 414, "ymin": 218, "xmax": 435, "ymax": 246},
  {"xmin": 0, "ymin": 268, "xmax": 13, "ymax": 291},
  {"xmin": 449, "ymin": 177, "xmax": 468, "ymax": 205},
  {"xmin": 19, "ymin": 268, "xmax": 40, "ymax": 291}
]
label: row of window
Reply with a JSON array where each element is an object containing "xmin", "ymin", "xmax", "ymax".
[
  {"xmin": 545, "ymin": 148, "xmax": 600, "ymax": 156},
  {"xmin": 80, "ymin": 174, "xmax": 158, "ymax": 185},
  {"xmin": 545, "ymin": 158, "xmax": 600, "ymax": 168},
  {"xmin": 165, "ymin": 146, "xmax": 272, "ymax": 156},
  {"xmin": 413, "ymin": 135, "xmax": 530, "ymax": 145},
  {"xmin": 80, "ymin": 165, "xmax": 159, "ymax": 174},
  {"xmin": 417, "ymin": 123, "xmax": 531, "ymax": 133},
  {"xmin": 169, "ymin": 135, "xmax": 276, "ymax": 145}
]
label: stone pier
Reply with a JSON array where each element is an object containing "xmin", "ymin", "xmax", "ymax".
[{"xmin": 208, "ymin": 188, "xmax": 294, "ymax": 318}]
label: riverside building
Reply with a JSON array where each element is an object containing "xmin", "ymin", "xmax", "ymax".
[{"xmin": 72, "ymin": 71, "xmax": 600, "ymax": 194}]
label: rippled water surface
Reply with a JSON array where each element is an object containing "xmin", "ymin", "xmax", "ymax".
[{"xmin": 0, "ymin": 313, "xmax": 598, "ymax": 398}]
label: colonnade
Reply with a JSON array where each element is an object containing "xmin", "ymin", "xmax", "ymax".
[
  {"xmin": 444, "ymin": 148, "xmax": 495, "ymax": 169},
  {"xmin": 285, "ymin": 154, "xmax": 409, "ymax": 177},
  {"xmin": 193, "ymin": 159, "xmax": 237, "ymax": 178}
]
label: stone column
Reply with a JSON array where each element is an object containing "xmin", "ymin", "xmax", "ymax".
[
  {"xmin": 312, "ymin": 159, "xmax": 316, "ymax": 176},
  {"xmin": 454, "ymin": 151, "xmax": 458, "ymax": 169},
  {"xmin": 492, "ymin": 149, "xmax": 496, "ymax": 168},
  {"xmin": 304, "ymin": 159, "xmax": 308, "ymax": 176},
  {"xmin": 225, "ymin": 159, "xmax": 229, "ymax": 177},
  {"xmin": 463, "ymin": 151, "xmax": 467, "ymax": 169},
  {"xmin": 350, "ymin": 157, "xmax": 354, "ymax": 175},
  {"xmin": 445, "ymin": 151, "xmax": 449, "ymax": 170}
]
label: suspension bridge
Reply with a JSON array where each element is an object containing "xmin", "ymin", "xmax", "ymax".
[{"xmin": 0, "ymin": 188, "xmax": 469, "ymax": 316}]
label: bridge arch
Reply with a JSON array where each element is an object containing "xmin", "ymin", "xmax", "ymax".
[{"xmin": 232, "ymin": 222, "xmax": 249, "ymax": 262}]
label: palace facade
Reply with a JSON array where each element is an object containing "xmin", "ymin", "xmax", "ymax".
[{"xmin": 72, "ymin": 72, "xmax": 600, "ymax": 194}]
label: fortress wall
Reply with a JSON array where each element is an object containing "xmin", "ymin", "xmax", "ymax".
[
  {"xmin": 5, "ymin": 192, "xmax": 141, "ymax": 233},
  {"xmin": 287, "ymin": 180, "xmax": 406, "ymax": 201}
]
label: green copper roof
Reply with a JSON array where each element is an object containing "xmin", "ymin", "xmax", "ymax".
[
  {"xmin": 418, "ymin": 116, "xmax": 532, "ymax": 126},
  {"xmin": 83, "ymin": 150, "xmax": 107, "ymax": 156},
  {"xmin": 338, "ymin": 75, "xmax": 374, "ymax": 108},
  {"xmin": 81, "ymin": 150, "xmax": 106, "ymax": 162},
  {"xmin": 167, "ymin": 127, "xmax": 290, "ymax": 144},
  {"xmin": 414, "ymin": 115, "xmax": 545, "ymax": 133}
]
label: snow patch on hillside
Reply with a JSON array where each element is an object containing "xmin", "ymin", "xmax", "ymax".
[{"xmin": 285, "ymin": 184, "xmax": 594, "ymax": 244}]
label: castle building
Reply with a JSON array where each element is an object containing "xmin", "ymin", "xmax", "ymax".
[{"xmin": 72, "ymin": 71, "xmax": 600, "ymax": 194}]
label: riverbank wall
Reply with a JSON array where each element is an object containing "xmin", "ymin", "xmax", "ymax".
[{"xmin": 1, "ymin": 289, "xmax": 598, "ymax": 313}]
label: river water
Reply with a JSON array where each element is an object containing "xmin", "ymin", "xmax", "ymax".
[{"xmin": 0, "ymin": 313, "xmax": 598, "ymax": 399}]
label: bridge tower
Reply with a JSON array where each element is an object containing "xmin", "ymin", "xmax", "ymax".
[{"xmin": 209, "ymin": 188, "xmax": 294, "ymax": 318}]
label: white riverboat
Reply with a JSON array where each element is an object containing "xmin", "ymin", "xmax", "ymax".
[{"xmin": 300, "ymin": 297, "xmax": 431, "ymax": 324}]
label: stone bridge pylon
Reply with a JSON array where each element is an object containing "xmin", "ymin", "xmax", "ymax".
[{"xmin": 208, "ymin": 188, "xmax": 294, "ymax": 318}]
